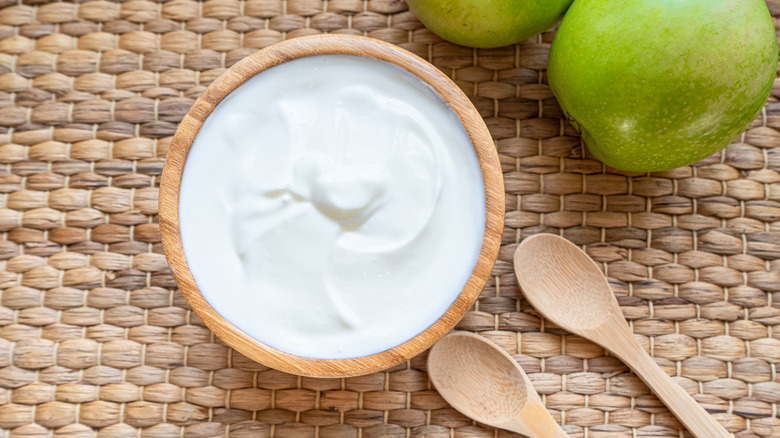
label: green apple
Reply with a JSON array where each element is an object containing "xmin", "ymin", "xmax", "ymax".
[
  {"xmin": 548, "ymin": 0, "xmax": 778, "ymax": 172},
  {"xmin": 406, "ymin": 0, "xmax": 573, "ymax": 48}
]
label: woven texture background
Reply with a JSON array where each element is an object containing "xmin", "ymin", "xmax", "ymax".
[{"xmin": 0, "ymin": 0, "xmax": 779, "ymax": 437}]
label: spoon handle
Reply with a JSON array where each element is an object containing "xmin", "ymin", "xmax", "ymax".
[
  {"xmin": 512, "ymin": 402, "xmax": 571, "ymax": 438},
  {"xmin": 612, "ymin": 334, "xmax": 731, "ymax": 437}
]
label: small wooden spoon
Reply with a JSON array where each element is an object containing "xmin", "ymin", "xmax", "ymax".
[
  {"xmin": 428, "ymin": 331, "xmax": 570, "ymax": 438},
  {"xmin": 514, "ymin": 234, "xmax": 730, "ymax": 438}
]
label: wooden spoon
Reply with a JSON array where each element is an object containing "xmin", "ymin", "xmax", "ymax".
[
  {"xmin": 428, "ymin": 331, "xmax": 570, "ymax": 438},
  {"xmin": 513, "ymin": 234, "xmax": 730, "ymax": 438}
]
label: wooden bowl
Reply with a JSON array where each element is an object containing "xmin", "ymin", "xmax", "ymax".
[{"xmin": 159, "ymin": 34, "xmax": 505, "ymax": 377}]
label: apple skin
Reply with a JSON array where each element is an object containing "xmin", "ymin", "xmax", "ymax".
[
  {"xmin": 548, "ymin": 0, "xmax": 778, "ymax": 172},
  {"xmin": 406, "ymin": 0, "xmax": 573, "ymax": 49}
]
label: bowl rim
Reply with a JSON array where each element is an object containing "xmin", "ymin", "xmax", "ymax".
[{"xmin": 159, "ymin": 34, "xmax": 505, "ymax": 377}]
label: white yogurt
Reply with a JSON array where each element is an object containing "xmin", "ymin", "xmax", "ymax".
[{"xmin": 179, "ymin": 55, "xmax": 485, "ymax": 359}]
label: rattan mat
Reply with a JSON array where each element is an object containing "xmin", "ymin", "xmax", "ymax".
[{"xmin": 0, "ymin": 0, "xmax": 779, "ymax": 436}]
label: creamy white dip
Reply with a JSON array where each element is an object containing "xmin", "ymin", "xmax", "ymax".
[{"xmin": 179, "ymin": 55, "xmax": 485, "ymax": 359}]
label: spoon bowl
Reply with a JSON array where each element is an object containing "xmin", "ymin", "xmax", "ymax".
[
  {"xmin": 513, "ymin": 234, "xmax": 615, "ymax": 331},
  {"xmin": 514, "ymin": 234, "xmax": 730, "ymax": 438},
  {"xmin": 428, "ymin": 332, "xmax": 569, "ymax": 437}
]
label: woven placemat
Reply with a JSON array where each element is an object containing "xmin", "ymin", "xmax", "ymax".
[{"xmin": 0, "ymin": 0, "xmax": 779, "ymax": 437}]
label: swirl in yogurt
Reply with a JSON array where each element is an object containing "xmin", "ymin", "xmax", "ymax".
[{"xmin": 179, "ymin": 55, "xmax": 485, "ymax": 359}]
